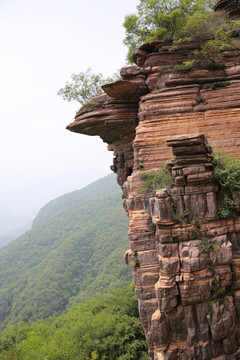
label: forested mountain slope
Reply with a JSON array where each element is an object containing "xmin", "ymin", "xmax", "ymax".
[
  {"xmin": 0, "ymin": 222, "xmax": 32, "ymax": 249},
  {"xmin": 33, "ymin": 173, "xmax": 118, "ymax": 227},
  {"xmin": 0, "ymin": 175, "xmax": 130, "ymax": 330},
  {"xmin": 0, "ymin": 284, "xmax": 148, "ymax": 360}
]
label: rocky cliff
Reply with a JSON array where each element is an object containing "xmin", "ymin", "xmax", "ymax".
[{"xmin": 67, "ymin": 12, "xmax": 240, "ymax": 360}]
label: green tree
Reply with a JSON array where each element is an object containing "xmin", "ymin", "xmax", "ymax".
[
  {"xmin": 123, "ymin": 0, "xmax": 218, "ymax": 62},
  {"xmin": 57, "ymin": 67, "xmax": 115, "ymax": 105},
  {"xmin": 213, "ymin": 150, "xmax": 240, "ymax": 218},
  {"xmin": 0, "ymin": 284, "xmax": 149, "ymax": 360},
  {"xmin": 171, "ymin": 10, "xmax": 240, "ymax": 69}
]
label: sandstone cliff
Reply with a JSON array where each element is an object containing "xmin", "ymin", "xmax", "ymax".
[{"xmin": 67, "ymin": 12, "xmax": 240, "ymax": 360}]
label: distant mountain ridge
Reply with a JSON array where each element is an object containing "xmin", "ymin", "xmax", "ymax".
[
  {"xmin": 0, "ymin": 174, "xmax": 130, "ymax": 330},
  {"xmin": 0, "ymin": 204, "xmax": 22, "ymax": 236},
  {"xmin": 33, "ymin": 173, "xmax": 119, "ymax": 227},
  {"xmin": 0, "ymin": 222, "xmax": 32, "ymax": 249}
]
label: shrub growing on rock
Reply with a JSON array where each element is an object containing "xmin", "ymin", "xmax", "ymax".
[
  {"xmin": 138, "ymin": 163, "xmax": 173, "ymax": 195},
  {"xmin": 213, "ymin": 150, "xmax": 240, "ymax": 218},
  {"xmin": 123, "ymin": 0, "xmax": 240, "ymax": 64}
]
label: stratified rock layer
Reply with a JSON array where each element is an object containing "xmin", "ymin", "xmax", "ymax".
[
  {"xmin": 67, "ymin": 94, "xmax": 139, "ymax": 187},
  {"xmin": 67, "ymin": 39, "xmax": 240, "ymax": 359}
]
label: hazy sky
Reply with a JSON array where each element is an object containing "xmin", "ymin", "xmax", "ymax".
[{"xmin": 0, "ymin": 0, "xmax": 138, "ymax": 229}]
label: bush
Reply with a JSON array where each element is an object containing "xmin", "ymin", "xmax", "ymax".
[
  {"xmin": 123, "ymin": 1, "xmax": 240, "ymax": 65},
  {"xmin": 213, "ymin": 150, "xmax": 240, "ymax": 218},
  {"xmin": 172, "ymin": 11, "xmax": 240, "ymax": 68},
  {"xmin": 138, "ymin": 164, "xmax": 173, "ymax": 196},
  {"xmin": 206, "ymin": 59, "xmax": 226, "ymax": 70},
  {"xmin": 173, "ymin": 59, "xmax": 199, "ymax": 72},
  {"xmin": 203, "ymin": 81, "xmax": 230, "ymax": 90},
  {"xmin": 123, "ymin": 0, "xmax": 216, "ymax": 62},
  {"xmin": 172, "ymin": 209, "xmax": 190, "ymax": 226}
]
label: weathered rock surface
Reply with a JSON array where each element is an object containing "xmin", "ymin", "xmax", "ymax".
[
  {"xmin": 215, "ymin": 0, "xmax": 240, "ymax": 17},
  {"xmin": 67, "ymin": 94, "xmax": 138, "ymax": 187},
  {"xmin": 67, "ymin": 18, "xmax": 240, "ymax": 360}
]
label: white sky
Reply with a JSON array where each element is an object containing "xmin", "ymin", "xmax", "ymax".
[{"xmin": 0, "ymin": 0, "xmax": 138, "ymax": 229}]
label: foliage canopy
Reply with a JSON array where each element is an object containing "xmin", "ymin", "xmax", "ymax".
[
  {"xmin": 57, "ymin": 67, "xmax": 114, "ymax": 105},
  {"xmin": 123, "ymin": 0, "xmax": 216, "ymax": 62},
  {"xmin": 213, "ymin": 150, "xmax": 240, "ymax": 218},
  {"xmin": 123, "ymin": 0, "xmax": 240, "ymax": 64},
  {"xmin": 0, "ymin": 284, "xmax": 149, "ymax": 360}
]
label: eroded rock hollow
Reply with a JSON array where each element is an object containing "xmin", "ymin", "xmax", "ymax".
[{"xmin": 67, "ymin": 10, "xmax": 240, "ymax": 360}]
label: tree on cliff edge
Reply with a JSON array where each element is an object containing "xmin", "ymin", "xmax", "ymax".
[
  {"xmin": 57, "ymin": 67, "xmax": 115, "ymax": 106},
  {"xmin": 123, "ymin": 0, "xmax": 218, "ymax": 62}
]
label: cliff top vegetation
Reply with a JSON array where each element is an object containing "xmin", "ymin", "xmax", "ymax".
[
  {"xmin": 57, "ymin": 68, "xmax": 115, "ymax": 106},
  {"xmin": 123, "ymin": 0, "xmax": 240, "ymax": 63},
  {"xmin": 59, "ymin": 0, "xmax": 240, "ymax": 110}
]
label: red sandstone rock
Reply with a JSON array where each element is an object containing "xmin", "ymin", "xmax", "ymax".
[
  {"xmin": 102, "ymin": 79, "xmax": 147, "ymax": 101},
  {"xmin": 215, "ymin": 0, "xmax": 240, "ymax": 17},
  {"xmin": 67, "ymin": 29, "xmax": 240, "ymax": 359}
]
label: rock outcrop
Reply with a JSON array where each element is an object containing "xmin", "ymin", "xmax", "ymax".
[{"xmin": 67, "ymin": 13, "xmax": 240, "ymax": 360}]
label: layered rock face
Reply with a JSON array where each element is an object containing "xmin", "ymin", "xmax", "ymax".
[
  {"xmin": 67, "ymin": 34, "xmax": 240, "ymax": 360},
  {"xmin": 129, "ymin": 134, "xmax": 240, "ymax": 359}
]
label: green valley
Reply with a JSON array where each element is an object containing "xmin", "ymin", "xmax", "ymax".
[
  {"xmin": 0, "ymin": 174, "xmax": 131, "ymax": 330},
  {"xmin": 0, "ymin": 284, "xmax": 148, "ymax": 360}
]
